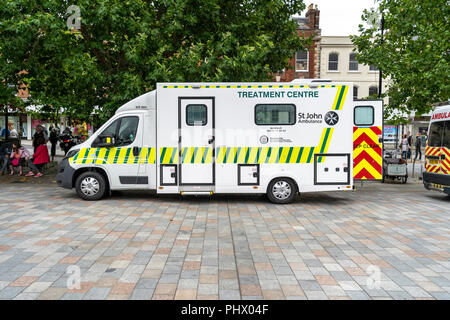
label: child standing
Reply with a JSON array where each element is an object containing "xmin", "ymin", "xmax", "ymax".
[{"xmin": 9, "ymin": 142, "xmax": 30, "ymax": 176}]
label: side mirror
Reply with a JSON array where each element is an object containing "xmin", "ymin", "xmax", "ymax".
[{"xmin": 96, "ymin": 135, "xmax": 115, "ymax": 147}]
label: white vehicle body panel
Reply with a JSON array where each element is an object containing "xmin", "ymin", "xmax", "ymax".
[{"xmin": 61, "ymin": 81, "xmax": 362, "ymax": 198}]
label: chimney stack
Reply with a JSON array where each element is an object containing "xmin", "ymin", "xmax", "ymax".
[{"xmin": 306, "ymin": 3, "xmax": 320, "ymax": 30}]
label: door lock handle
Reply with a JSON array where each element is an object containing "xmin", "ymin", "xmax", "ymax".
[
  {"xmin": 133, "ymin": 146, "xmax": 140, "ymax": 157},
  {"xmin": 441, "ymin": 154, "xmax": 446, "ymax": 160},
  {"xmin": 208, "ymin": 137, "xmax": 215, "ymax": 144}
]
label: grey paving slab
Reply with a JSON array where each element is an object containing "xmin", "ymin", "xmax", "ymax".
[{"xmin": 0, "ymin": 181, "xmax": 448, "ymax": 300}]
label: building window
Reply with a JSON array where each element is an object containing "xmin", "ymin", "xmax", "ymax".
[
  {"xmin": 353, "ymin": 86, "xmax": 359, "ymax": 99},
  {"xmin": 328, "ymin": 53, "xmax": 338, "ymax": 71},
  {"xmin": 369, "ymin": 86, "xmax": 378, "ymax": 96},
  {"xmin": 349, "ymin": 53, "xmax": 358, "ymax": 71},
  {"xmin": 295, "ymin": 50, "xmax": 308, "ymax": 72},
  {"xmin": 369, "ymin": 65, "xmax": 378, "ymax": 71},
  {"xmin": 186, "ymin": 104, "xmax": 207, "ymax": 126},
  {"xmin": 255, "ymin": 104, "xmax": 296, "ymax": 125}
]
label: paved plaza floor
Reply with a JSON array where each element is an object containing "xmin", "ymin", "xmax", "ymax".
[{"xmin": 0, "ymin": 180, "xmax": 449, "ymax": 300}]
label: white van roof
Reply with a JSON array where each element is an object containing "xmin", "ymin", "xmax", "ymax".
[
  {"xmin": 115, "ymin": 90, "xmax": 156, "ymax": 114},
  {"xmin": 430, "ymin": 104, "xmax": 450, "ymax": 122}
]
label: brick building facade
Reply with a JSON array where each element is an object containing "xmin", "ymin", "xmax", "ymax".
[{"xmin": 276, "ymin": 4, "xmax": 321, "ymax": 82}]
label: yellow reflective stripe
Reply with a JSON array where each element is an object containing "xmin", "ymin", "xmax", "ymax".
[
  {"xmin": 290, "ymin": 147, "xmax": 300, "ymax": 163},
  {"xmin": 138, "ymin": 147, "xmax": 148, "ymax": 164},
  {"xmin": 279, "ymin": 147, "xmax": 289, "ymax": 163},
  {"xmin": 183, "ymin": 148, "xmax": 192, "ymax": 164},
  {"xmin": 115, "ymin": 148, "xmax": 126, "ymax": 164},
  {"xmin": 216, "ymin": 147, "xmax": 225, "ymax": 163},
  {"xmin": 76, "ymin": 148, "xmax": 88, "ymax": 164},
  {"xmin": 127, "ymin": 148, "xmax": 136, "ymax": 163},
  {"xmin": 323, "ymin": 128, "xmax": 334, "ymax": 153},
  {"xmin": 300, "ymin": 147, "xmax": 310, "ymax": 163},
  {"xmin": 205, "ymin": 147, "xmax": 212, "ymax": 163},
  {"xmin": 332, "ymin": 86, "xmax": 342, "ymax": 110},
  {"xmin": 338, "ymin": 85, "xmax": 349, "ymax": 110},
  {"xmin": 96, "ymin": 148, "xmax": 107, "ymax": 164},
  {"xmin": 259, "ymin": 147, "xmax": 269, "ymax": 163},
  {"xmin": 248, "ymin": 147, "xmax": 258, "ymax": 163},
  {"xmin": 237, "ymin": 147, "xmax": 247, "ymax": 164},
  {"xmin": 106, "ymin": 148, "xmax": 116, "ymax": 164},
  {"xmin": 268, "ymin": 147, "xmax": 279, "ymax": 163}
]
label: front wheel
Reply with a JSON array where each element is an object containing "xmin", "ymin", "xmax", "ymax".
[
  {"xmin": 267, "ymin": 178, "xmax": 298, "ymax": 204},
  {"xmin": 75, "ymin": 171, "xmax": 107, "ymax": 201}
]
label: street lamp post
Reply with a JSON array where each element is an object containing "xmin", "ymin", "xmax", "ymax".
[{"xmin": 378, "ymin": 14, "xmax": 385, "ymax": 99}]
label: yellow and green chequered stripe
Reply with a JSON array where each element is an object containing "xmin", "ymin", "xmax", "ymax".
[
  {"xmin": 69, "ymin": 147, "xmax": 156, "ymax": 164},
  {"xmin": 160, "ymin": 128, "xmax": 333, "ymax": 164}
]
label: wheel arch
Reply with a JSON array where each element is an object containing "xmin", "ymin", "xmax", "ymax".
[
  {"xmin": 266, "ymin": 175, "xmax": 300, "ymax": 194},
  {"xmin": 72, "ymin": 166, "xmax": 111, "ymax": 191}
]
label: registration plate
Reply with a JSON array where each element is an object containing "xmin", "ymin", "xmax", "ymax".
[{"xmin": 428, "ymin": 159, "xmax": 439, "ymax": 165}]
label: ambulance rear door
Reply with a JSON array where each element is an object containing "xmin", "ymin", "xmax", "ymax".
[{"xmin": 353, "ymin": 99, "xmax": 383, "ymax": 180}]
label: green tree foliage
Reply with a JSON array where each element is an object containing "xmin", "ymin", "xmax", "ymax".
[
  {"xmin": 0, "ymin": 0, "xmax": 308, "ymax": 123},
  {"xmin": 351, "ymin": 0, "xmax": 450, "ymax": 121}
]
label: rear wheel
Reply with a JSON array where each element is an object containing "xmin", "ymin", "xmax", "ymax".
[
  {"xmin": 267, "ymin": 178, "xmax": 297, "ymax": 204},
  {"xmin": 75, "ymin": 171, "xmax": 107, "ymax": 201}
]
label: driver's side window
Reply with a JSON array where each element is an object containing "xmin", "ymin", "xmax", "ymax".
[{"xmin": 93, "ymin": 116, "xmax": 139, "ymax": 147}]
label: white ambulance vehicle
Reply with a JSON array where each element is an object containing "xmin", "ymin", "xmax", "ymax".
[
  {"xmin": 57, "ymin": 81, "xmax": 383, "ymax": 203},
  {"xmin": 423, "ymin": 104, "xmax": 450, "ymax": 196}
]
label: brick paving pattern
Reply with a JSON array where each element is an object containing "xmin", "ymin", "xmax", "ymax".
[{"xmin": 0, "ymin": 181, "xmax": 449, "ymax": 300}]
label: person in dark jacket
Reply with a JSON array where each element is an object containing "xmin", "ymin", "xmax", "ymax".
[
  {"xmin": 414, "ymin": 132, "xmax": 422, "ymax": 161},
  {"xmin": 32, "ymin": 125, "xmax": 48, "ymax": 152},
  {"xmin": 0, "ymin": 141, "xmax": 13, "ymax": 174},
  {"xmin": 49, "ymin": 125, "xmax": 59, "ymax": 162},
  {"xmin": 407, "ymin": 131, "xmax": 412, "ymax": 160}
]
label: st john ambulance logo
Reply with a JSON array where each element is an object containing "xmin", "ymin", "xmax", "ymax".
[{"xmin": 324, "ymin": 111, "xmax": 339, "ymax": 126}]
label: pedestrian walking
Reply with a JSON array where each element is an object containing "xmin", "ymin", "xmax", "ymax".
[
  {"xmin": 401, "ymin": 134, "xmax": 409, "ymax": 160},
  {"xmin": 414, "ymin": 132, "xmax": 422, "ymax": 161},
  {"xmin": 407, "ymin": 131, "xmax": 412, "ymax": 160}
]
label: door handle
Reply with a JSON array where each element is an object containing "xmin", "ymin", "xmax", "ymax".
[
  {"xmin": 441, "ymin": 154, "xmax": 446, "ymax": 160},
  {"xmin": 208, "ymin": 137, "xmax": 215, "ymax": 144},
  {"xmin": 133, "ymin": 146, "xmax": 140, "ymax": 157}
]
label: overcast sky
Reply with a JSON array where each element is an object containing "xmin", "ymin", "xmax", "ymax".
[{"xmin": 301, "ymin": 0, "xmax": 379, "ymax": 36}]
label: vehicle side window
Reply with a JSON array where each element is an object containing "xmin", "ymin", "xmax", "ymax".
[
  {"xmin": 101, "ymin": 119, "xmax": 119, "ymax": 138},
  {"xmin": 442, "ymin": 121, "xmax": 450, "ymax": 148},
  {"xmin": 116, "ymin": 117, "xmax": 139, "ymax": 146},
  {"xmin": 354, "ymin": 106, "xmax": 374, "ymax": 126},
  {"xmin": 428, "ymin": 122, "xmax": 444, "ymax": 147},
  {"xmin": 93, "ymin": 116, "xmax": 139, "ymax": 147},
  {"xmin": 255, "ymin": 104, "xmax": 296, "ymax": 125}
]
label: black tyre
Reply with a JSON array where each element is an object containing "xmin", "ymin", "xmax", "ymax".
[
  {"xmin": 75, "ymin": 171, "xmax": 107, "ymax": 201},
  {"xmin": 267, "ymin": 177, "xmax": 298, "ymax": 204}
]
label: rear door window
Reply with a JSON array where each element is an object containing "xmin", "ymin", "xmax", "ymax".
[
  {"xmin": 354, "ymin": 106, "xmax": 374, "ymax": 126},
  {"xmin": 428, "ymin": 121, "xmax": 445, "ymax": 147},
  {"xmin": 442, "ymin": 121, "xmax": 450, "ymax": 148}
]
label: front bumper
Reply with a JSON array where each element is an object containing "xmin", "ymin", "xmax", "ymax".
[
  {"xmin": 423, "ymin": 172, "xmax": 450, "ymax": 195},
  {"xmin": 56, "ymin": 157, "xmax": 75, "ymax": 189}
]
